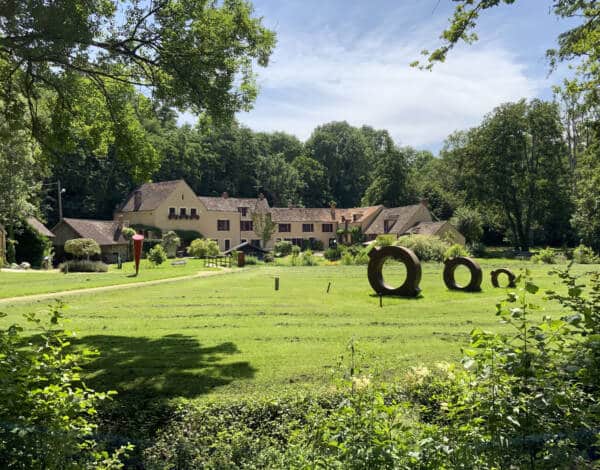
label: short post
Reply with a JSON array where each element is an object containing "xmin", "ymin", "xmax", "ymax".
[
  {"xmin": 379, "ymin": 294, "xmax": 383, "ymax": 308},
  {"xmin": 117, "ymin": 253, "xmax": 122, "ymax": 270},
  {"xmin": 274, "ymin": 276, "xmax": 279, "ymax": 291},
  {"xmin": 326, "ymin": 281, "xmax": 331, "ymax": 293}
]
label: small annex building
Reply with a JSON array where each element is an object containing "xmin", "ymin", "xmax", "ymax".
[{"xmin": 52, "ymin": 218, "xmax": 128, "ymax": 263}]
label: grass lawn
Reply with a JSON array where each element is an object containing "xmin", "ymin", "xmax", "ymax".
[
  {"xmin": 1, "ymin": 259, "xmax": 597, "ymax": 403},
  {"xmin": 0, "ymin": 258, "xmax": 216, "ymax": 299}
]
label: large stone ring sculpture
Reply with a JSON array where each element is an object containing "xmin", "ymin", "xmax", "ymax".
[
  {"xmin": 491, "ymin": 268, "xmax": 516, "ymax": 288},
  {"xmin": 443, "ymin": 256, "xmax": 482, "ymax": 292},
  {"xmin": 367, "ymin": 245, "xmax": 421, "ymax": 297}
]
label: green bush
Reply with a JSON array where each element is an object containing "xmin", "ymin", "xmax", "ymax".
[
  {"xmin": 64, "ymin": 238, "xmax": 101, "ymax": 260},
  {"xmin": 188, "ymin": 238, "xmax": 219, "ymax": 258},
  {"xmin": 59, "ymin": 260, "xmax": 108, "ymax": 273},
  {"xmin": 147, "ymin": 244, "xmax": 167, "ymax": 266},
  {"xmin": 531, "ymin": 246, "xmax": 559, "ymax": 264},
  {"xmin": 274, "ymin": 240, "xmax": 293, "ymax": 256},
  {"xmin": 244, "ymin": 255, "xmax": 258, "ymax": 265},
  {"xmin": 396, "ymin": 235, "xmax": 450, "ymax": 262},
  {"xmin": 340, "ymin": 251, "xmax": 354, "ymax": 265},
  {"xmin": 291, "ymin": 245, "xmax": 301, "ymax": 257},
  {"xmin": 122, "ymin": 227, "xmax": 136, "ymax": 241},
  {"xmin": 15, "ymin": 222, "xmax": 52, "ymax": 268},
  {"xmin": 444, "ymin": 243, "xmax": 469, "ymax": 260},
  {"xmin": 572, "ymin": 244, "xmax": 598, "ymax": 264},
  {"xmin": 450, "ymin": 206, "xmax": 483, "ymax": 244},
  {"xmin": 161, "ymin": 231, "xmax": 181, "ymax": 258},
  {"xmin": 467, "ymin": 241, "xmax": 486, "ymax": 257},
  {"xmin": 0, "ymin": 302, "xmax": 131, "ymax": 468},
  {"xmin": 374, "ymin": 234, "xmax": 396, "ymax": 247},
  {"xmin": 324, "ymin": 246, "xmax": 342, "ymax": 261},
  {"xmin": 301, "ymin": 249, "xmax": 317, "ymax": 266},
  {"xmin": 264, "ymin": 253, "xmax": 274, "ymax": 263}
]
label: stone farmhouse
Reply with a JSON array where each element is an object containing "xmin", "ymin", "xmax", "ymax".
[{"xmin": 51, "ymin": 179, "xmax": 464, "ymax": 261}]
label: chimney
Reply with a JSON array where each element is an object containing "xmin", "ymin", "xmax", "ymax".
[
  {"xmin": 330, "ymin": 201, "xmax": 336, "ymax": 220},
  {"xmin": 133, "ymin": 190, "xmax": 142, "ymax": 211},
  {"xmin": 222, "ymin": 191, "xmax": 229, "ymax": 199},
  {"xmin": 116, "ymin": 214, "xmax": 124, "ymax": 231}
]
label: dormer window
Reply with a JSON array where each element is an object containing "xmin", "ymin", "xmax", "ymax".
[
  {"xmin": 238, "ymin": 207, "xmax": 248, "ymax": 217},
  {"xmin": 384, "ymin": 219, "xmax": 394, "ymax": 233}
]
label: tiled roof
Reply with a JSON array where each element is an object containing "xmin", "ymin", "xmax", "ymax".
[
  {"xmin": 120, "ymin": 180, "xmax": 182, "ymax": 212},
  {"xmin": 364, "ymin": 204, "xmax": 422, "ymax": 235},
  {"xmin": 57, "ymin": 218, "xmax": 127, "ymax": 246},
  {"xmin": 198, "ymin": 196, "xmax": 270, "ymax": 213},
  {"xmin": 404, "ymin": 221, "xmax": 448, "ymax": 236},
  {"xmin": 270, "ymin": 207, "xmax": 336, "ymax": 222},
  {"xmin": 335, "ymin": 205, "xmax": 383, "ymax": 223},
  {"xmin": 26, "ymin": 217, "xmax": 55, "ymax": 238}
]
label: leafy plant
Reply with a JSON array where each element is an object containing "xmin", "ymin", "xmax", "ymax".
[
  {"xmin": 531, "ymin": 246, "xmax": 559, "ymax": 264},
  {"xmin": 161, "ymin": 231, "xmax": 181, "ymax": 258},
  {"xmin": 59, "ymin": 260, "xmax": 108, "ymax": 273},
  {"xmin": 291, "ymin": 245, "xmax": 301, "ymax": 258},
  {"xmin": 374, "ymin": 234, "xmax": 396, "ymax": 247},
  {"xmin": 450, "ymin": 206, "xmax": 483, "ymax": 244},
  {"xmin": 274, "ymin": 240, "xmax": 293, "ymax": 257},
  {"xmin": 64, "ymin": 238, "xmax": 101, "ymax": 260},
  {"xmin": 396, "ymin": 235, "xmax": 450, "ymax": 262},
  {"xmin": 444, "ymin": 243, "xmax": 469, "ymax": 260},
  {"xmin": 188, "ymin": 238, "xmax": 219, "ymax": 258},
  {"xmin": 0, "ymin": 302, "xmax": 131, "ymax": 468},
  {"xmin": 301, "ymin": 249, "xmax": 317, "ymax": 266},
  {"xmin": 572, "ymin": 244, "xmax": 598, "ymax": 264},
  {"xmin": 324, "ymin": 246, "xmax": 342, "ymax": 261},
  {"xmin": 147, "ymin": 245, "xmax": 167, "ymax": 266}
]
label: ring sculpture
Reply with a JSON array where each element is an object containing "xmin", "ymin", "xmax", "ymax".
[
  {"xmin": 367, "ymin": 245, "xmax": 421, "ymax": 297},
  {"xmin": 491, "ymin": 268, "xmax": 517, "ymax": 288},
  {"xmin": 443, "ymin": 256, "xmax": 482, "ymax": 292}
]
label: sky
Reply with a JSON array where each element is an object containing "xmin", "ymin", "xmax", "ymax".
[{"xmin": 181, "ymin": 0, "xmax": 575, "ymax": 153}]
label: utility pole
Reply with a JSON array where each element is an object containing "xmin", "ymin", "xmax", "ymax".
[{"xmin": 57, "ymin": 180, "xmax": 63, "ymax": 221}]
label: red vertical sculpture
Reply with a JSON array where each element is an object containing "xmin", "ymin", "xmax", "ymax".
[{"xmin": 133, "ymin": 234, "xmax": 144, "ymax": 276}]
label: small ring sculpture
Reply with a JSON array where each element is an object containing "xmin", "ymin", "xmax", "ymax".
[
  {"xmin": 367, "ymin": 245, "xmax": 421, "ymax": 297},
  {"xmin": 491, "ymin": 268, "xmax": 516, "ymax": 288},
  {"xmin": 443, "ymin": 256, "xmax": 482, "ymax": 292}
]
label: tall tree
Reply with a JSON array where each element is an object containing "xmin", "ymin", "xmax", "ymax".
[
  {"xmin": 254, "ymin": 153, "xmax": 301, "ymax": 206},
  {"xmin": 0, "ymin": 0, "xmax": 275, "ymax": 157},
  {"xmin": 361, "ymin": 146, "xmax": 413, "ymax": 208},
  {"xmin": 305, "ymin": 121, "xmax": 371, "ymax": 207},
  {"xmin": 292, "ymin": 155, "xmax": 332, "ymax": 207},
  {"xmin": 459, "ymin": 99, "xmax": 571, "ymax": 250}
]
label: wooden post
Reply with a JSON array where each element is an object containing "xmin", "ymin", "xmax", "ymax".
[
  {"xmin": 327, "ymin": 281, "xmax": 331, "ymax": 293},
  {"xmin": 379, "ymin": 294, "xmax": 383, "ymax": 308},
  {"xmin": 275, "ymin": 276, "xmax": 279, "ymax": 291}
]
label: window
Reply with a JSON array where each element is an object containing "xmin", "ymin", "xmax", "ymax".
[
  {"xmin": 241, "ymin": 238, "xmax": 247, "ymax": 243},
  {"xmin": 238, "ymin": 207, "xmax": 248, "ymax": 217},
  {"xmin": 353, "ymin": 213, "xmax": 362, "ymax": 222},
  {"xmin": 278, "ymin": 223, "xmax": 291, "ymax": 233},
  {"xmin": 180, "ymin": 207, "xmax": 187, "ymax": 217},
  {"xmin": 169, "ymin": 207, "xmax": 176, "ymax": 216},
  {"xmin": 190, "ymin": 208, "xmax": 198, "ymax": 217},
  {"xmin": 240, "ymin": 220, "xmax": 253, "ymax": 231},
  {"xmin": 217, "ymin": 220, "xmax": 230, "ymax": 231},
  {"xmin": 302, "ymin": 223, "xmax": 314, "ymax": 233},
  {"xmin": 384, "ymin": 219, "xmax": 395, "ymax": 233},
  {"xmin": 224, "ymin": 239, "xmax": 231, "ymax": 250},
  {"xmin": 322, "ymin": 223, "xmax": 333, "ymax": 233}
]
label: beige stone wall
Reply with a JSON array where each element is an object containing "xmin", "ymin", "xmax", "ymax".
[{"xmin": 271, "ymin": 221, "xmax": 338, "ymax": 249}]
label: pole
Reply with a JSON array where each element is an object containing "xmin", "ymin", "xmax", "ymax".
[{"xmin": 57, "ymin": 180, "xmax": 63, "ymax": 221}]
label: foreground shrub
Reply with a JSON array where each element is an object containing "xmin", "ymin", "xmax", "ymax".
[
  {"xmin": 444, "ymin": 243, "xmax": 469, "ymax": 260},
  {"xmin": 291, "ymin": 245, "xmax": 301, "ymax": 257},
  {"xmin": 64, "ymin": 238, "xmax": 101, "ymax": 260},
  {"xmin": 374, "ymin": 234, "xmax": 396, "ymax": 247},
  {"xmin": 244, "ymin": 255, "xmax": 258, "ymax": 265},
  {"xmin": 0, "ymin": 302, "xmax": 130, "ymax": 468},
  {"xmin": 396, "ymin": 235, "xmax": 450, "ymax": 262},
  {"xmin": 324, "ymin": 246, "xmax": 342, "ymax": 261},
  {"xmin": 188, "ymin": 238, "xmax": 219, "ymax": 258},
  {"xmin": 274, "ymin": 240, "xmax": 293, "ymax": 256},
  {"xmin": 572, "ymin": 243, "xmax": 598, "ymax": 264},
  {"xmin": 147, "ymin": 244, "xmax": 167, "ymax": 266},
  {"xmin": 59, "ymin": 260, "xmax": 108, "ymax": 273}
]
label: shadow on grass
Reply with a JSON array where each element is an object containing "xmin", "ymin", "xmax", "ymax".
[
  {"xmin": 70, "ymin": 334, "xmax": 256, "ymax": 465},
  {"xmin": 74, "ymin": 333, "xmax": 255, "ymax": 399}
]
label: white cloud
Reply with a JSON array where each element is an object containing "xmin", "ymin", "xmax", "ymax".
[{"xmin": 232, "ymin": 20, "xmax": 545, "ymax": 150}]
